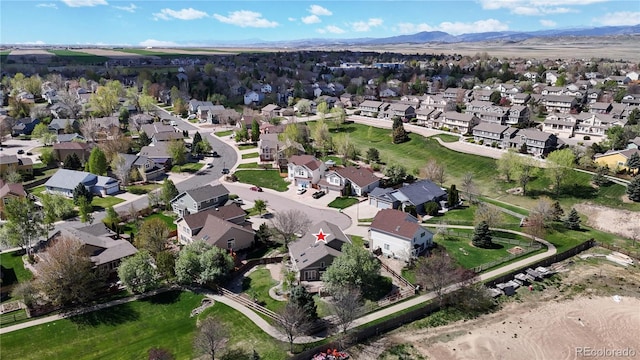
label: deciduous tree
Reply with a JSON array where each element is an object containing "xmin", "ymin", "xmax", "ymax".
[
  {"xmin": 546, "ymin": 148, "xmax": 575, "ymax": 195},
  {"xmin": 88, "ymin": 146, "xmax": 107, "ymax": 175},
  {"xmin": 322, "ymin": 243, "xmax": 380, "ymax": 295},
  {"xmin": 330, "ymin": 286, "xmax": 363, "ymax": 333},
  {"xmin": 135, "ymin": 218, "xmax": 169, "ymax": 255},
  {"xmin": 193, "ymin": 317, "xmax": 228, "ymax": 360},
  {"xmin": 514, "ymin": 156, "xmax": 539, "ymax": 196},
  {"xmin": 175, "ymin": 241, "xmax": 234, "ymax": 285},
  {"xmin": 117, "ymin": 250, "xmax": 160, "ymax": 294},
  {"xmin": 160, "ymin": 179, "xmax": 179, "ymax": 209},
  {"xmin": 167, "ymin": 140, "xmax": 187, "ymax": 166},
  {"xmin": 253, "ymin": 199, "xmax": 267, "ymax": 217},
  {"xmin": 276, "ymin": 302, "xmax": 313, "ymax": 353},
  {"xmin": 77, "ymin": 195, "xmax": 93, "ymax": 224},
  {"xmin": 384, "ymin": 164, "xmax": 407, "ymax": 186},
  {"xmin": 270, "ymin": 209, "xmax": 311, "ymax": 247},
  {"xmin": 111, "ymin": 154, "xmax": 130, "ymax": 185},
  {"xmin": 497, "ymin": 150, "xmax": 519, "ymax": 182},
  {"xmin": 415, "ymin": 250, "xmax": 475, "ymax": 305},
  {"xmin": 422, "ymin": 159, "xmax": 445, "ymax": 185},
  {"xmin": 250, "ymin": 120, "xmax": 260, "ymax": 142},
  {"xmin": 366, "ymin": 147, "xmax": 380, "ymax": 164},
  {"xmin": 40, "ymin": 193, "xmax": 75, "ymax": 229},
  {"xmin": 0, "ymin": 197, "xmax": 46, "ymax": 256}
]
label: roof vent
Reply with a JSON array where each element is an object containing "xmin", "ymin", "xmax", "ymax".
[
  {"xmin": 215, "ymin": 208, "xmax": 219, "ymax": 211},
  {"xmin": 395, "ymin": 226, "xmax": 401, "ymax": 232}
]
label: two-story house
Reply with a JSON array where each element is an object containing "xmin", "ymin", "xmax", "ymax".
[
  {"xmin": 472, "ymin": 122, "xmax": 511, "ymax": 148},
  {"xmin": 48, "ymin": 119, "xmax": 78, "ymax": 134},
  {"xmin": 465, "ymin": 101, "xmax": 509, "ymax": 124},
  {"xmin": 369, "ymin": 209, "xmax": 433, "ymax": 262},
  {"xmin": 258, "ymin": 133, "xmax": 304, "ymax": 163},
  {"xmin": 289, "ymin": 221, "xmax": 352, "ymax": 281},
  {"xmin": 542, "ymin": 113, "xmax": 577, "ymax": 138},
  {"xmin": 574, "ymin": 113, "xmax": 627, "ymax": 139},
  {"xmin": 0, "ymin": 155, "xmax": 33, "ymax": 178},
  {"xmin": 542, "ymin": 95, "xmax": 578, "ymax": 114},
  {"xmin": 383, "ymin": 103, "xmax": 415, "ymax": 121},
  {"xmin": 358, "ymin": 100, "xmax": 389, "ymax": 117},
  {"xmin": 320, "ymin": 166, "xmax": 380, "ymax": 196},
  {"xmin": 507, "ymin": 129, "xmax": 559, "ymax": 156},
  {"xmin": 53, "ymin": 141, "xmax": 92, "ymax": 163},
  {"xmin": 244, "ymin": 91, "xmax": 265, "ymax": 106},
  {"xmin": 439, "ymin": 111, "xmax": 480, "ymax": 134},
  {"xmin": 261, "ymin": 104, "xmax": 282, "ymax": 119},
  {"xmin": 117, "ymin": 153, "xmax": 164, "ymax": 182},
  {"xmin": 0, "ymin": 179, "xmax": 26, "ymax": 220},
  {"xmin": 589, "ymin": 102, "xmax": 613, "ymax": 114},
  {"xmin": 175, "ymin": 204, "xmax": 247, "ymax": 244},
  {"xmin": 171, "ymin": 184, "xmax": 230, "ymax": 218},
  {"xmin": 287, "ymin": 155, "xmax": 326, "ymax": 188}
]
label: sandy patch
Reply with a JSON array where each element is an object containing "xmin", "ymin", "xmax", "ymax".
[
  {"xmin": 574, "ymin": 203, "xmax": 640, "ymax": 239},
  {"xmin": 421, "ymin": 296, "xmax": 640, "ymax": 360},
  {"xmin": 7, "ymin": 49, "xmax": 54, "ymax": 57},
  {"xmin": 76, "ymin": 48, "xmax": 148, "ymax": 58}
]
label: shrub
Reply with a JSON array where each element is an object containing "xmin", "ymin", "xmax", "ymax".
[
  {"xmin": 478, "ymin": 139, "xmax": 484, "ymax": 145},
  {"xmin": 424, "ymin": 201, "xmax": 439, "ymax": 216},
  {"xmin": 491, "ymin": 142, "xmax": 497, "ymax": 148}
]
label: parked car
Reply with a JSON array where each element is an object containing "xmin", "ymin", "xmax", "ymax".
[
  {"xmin": 232, "ymin": 198, "xmax": 244, "ymax": 205},
  {"xmin": 17, "ymin": 149, "xmax": 24, "ymax": 154},
  {"xmin": 26, "ymin": 152, "xmax": 32, "ymax": 155},
  {"xmin": 206, "ymin": 163, "xmax": 213, "ymax": 169},
  {"xmin": 250, "ymin": 186, "xmax": 263, "ymax": 192},
  {"xmin": 312, "ymin": 190, "xmax": 326, "ymax": 199},
  {"xmin": 221, "ymin": 168, "xmax": 230, "ymax": 174},
  {"xmin": 296, "ymin": 188, "xmax": 307, "ymax": 195},
  {"xmin": 211, "ymin": 151, "xmax": 219, "ymax": 157}
]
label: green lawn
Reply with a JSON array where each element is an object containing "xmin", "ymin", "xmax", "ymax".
[
  {"xmin": 424, "ymin": 205, "xmax": 523, "ymax": 228},
  {"xmin": 91, "ymin": 196, "xmax": 125, "ymax": 209},
  {"xmin": 238, "ymin": 144, "xmax": 257, "ymax": 150},
  {"xmin": 242, "ymin": 267, "xmax": 286, "ymax": 314},
  {"xmin": 234, "ymin": 170, "xmax": 289, "ymax": 192},
  {"xmin": 435, "ymin": 233, "xmax": 513, "ymax": 269},
  {"xmin": 0, "ymin": 251, "xmax": 33, "ymax": 287},
  {"xmin": 478, "ymin": 197, "xmax": 530, "ymax": 216},
  {"xmin": 214, "ymin": 130, "xmax": 233, "ymax": 137},
  {"xmin": 327, "ymin": 196, "xmax": 359, "ymax": 209},
  {"xmin": 241, "ymin": 152, "xmax": 259, "ymax": 159},
  {"xmin": 0, "ymin": 291, "xmax": 204, "ymax": 360},
  {"xmin": 432, "ymin": 133, "xmax": 460, "ymax": 143},
  {"xmin": 47, "ymin": 49, "xmax": 108, "ymax": 64},
  {"xmin": 321, "ymin": 155, "xmax": 344, "ymax": 166},
  {"xmin": 349, "ymin": 235, "xmax": 365, "ymax": 248},
  {"xmin": 144, "ymin": 213, "xmax": 177, "ymax": 231},
  {"xmin": 28, "ymin": 185, "xmax": 46, "ymax": 195},
  {"xmin": 237, "ymin": 162, "xmax": 273, "ymax": 169},
  {"xmin": 171, "ymin": 162, "xmax": 204, "ymax": 173},
  {"xmin": 125, "ymin": 183, "xmax": 161, "ymax": 195}
]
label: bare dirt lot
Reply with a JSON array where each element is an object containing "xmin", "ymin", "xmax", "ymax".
[
  {"xmin": 575, "ymin": 203, "xmax": 640, "ymax": 240},
  {"xmin": 6, "ymin": 49, "xmax": 54, "ymax": 59},
  {"xmin": 76, "ymin": 48, "xmax": 149, "ymax": 58},
  {"xmin": 352, "ymin": 257, "xmax": 640, "ymax": 360}
]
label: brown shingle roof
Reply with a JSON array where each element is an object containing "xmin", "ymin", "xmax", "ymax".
[
  {"xmin": 289, "ymin": 155, "xmax": 322, "ymax": 171},
  {"xmin": 180, "ymin": 204, "xmax": 245, "ymax": 229},
  {"xmin": 334, "ymin": 166, "xmax": 380, "ymax": 188},
  {"xmin": 53, "ymin": 142, "xmax": 90, "ymax": 150},
  {"xmin": 370, "ymin": 209, "xmax": 420, "ymax": 240}
]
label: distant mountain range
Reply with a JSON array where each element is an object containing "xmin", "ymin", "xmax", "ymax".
[{"xmin": 239, "ymin": 24, "xmax": 640, "ymax": 48}]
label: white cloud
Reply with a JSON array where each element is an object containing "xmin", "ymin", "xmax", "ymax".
[
  {"xmin": 213, "ymin": 10, "xmax": 278, "ymax": 28},
  {"xmin": 139, "ymin": 39, "xmax": 179, "ymax": 47},
  {"xmin": 61, "ymin": 0, "xmax": 107, "ymax": 7},
  {"xmin": 19, "ymin": 40, "xmax": 46, "ymax": 45},
  {"xmin": 395, "ymin": 19, "xmax": 508, "ymax": 35},
  {"xmin": 308, "ymin": 5, "xmax": 332, "ymax": 16},
  {"xmin": 36, "ymin": 3, "xmax": 58, "ymax": 9},
  {"xmin": 395, "ymin": 22, "xmax": 436, "ymax": 34},
  {"xmin": 594, "ymin": 11, "xmax": 640, "ymax": 26},
  {"xmin": 540, "ymin": 19, "xmax": 557, "ymax": 27},
  {"xmin": 351, "ymin": 18, "xmax": 383, "ymax": 32},
  {"xmin": 302, "ymin": 15, "xmax": 321, "ymax": 24},
  {"xmin": 288, "ymin": 17, "xmax": 296, "ymax": 22},
  {"xmin": 113, "ymin": 3, "xmax": 136, "ymax": 13},
  {"xmin": 317, "ymin": 25, "xmax": 345, "ymax": 34},
  {"xmin": 153, "ymin": 8, "xmax": 208, "ymax": 21},
  {"xmin": 480, "ymin": 0, "xmax": 606, "ymax": 15}
]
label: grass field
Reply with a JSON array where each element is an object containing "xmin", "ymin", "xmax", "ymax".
[
  {"xmin": 28, "ymin": 185, "xmax": 46, "ymax": 195},
  {"xmin": 214, "ymin": 130, "xmax": 233, "ymax": 137},
  {"xmin": 0, "ymin": 291, "xmax": 203, "ymax": 360},
  {"xmin": 125, "ymin": 183, "xmax": 160, "ymax": 195},
  {"xmin": 0, "ymin": 251, "xmax": 32, "ymax": 286},
  {"xmin": 321, "ymin": 155, "xmax": 344, "ymax": 166},
  {"xmin": 91, "ymin": 196, "xmax": 125, "ymax": 209},
  {"xmin": 238, "ymin": 144, "xmax": 257, "ymax": 150},
  {"xmin": 424, "ymin": 205, "xmax": 523, "ymax": 229},
  {"xmin": 47, "ymin": 49, "xmax": 108, "ymax": 64},
  {"xmin": 121, "ymin": 212, "xmax": 177, "ymax": 235},
  {"xmin": 327, "ymin": 197, "xmax": 359, "ymax": 209},
  {"xmin": 171, "ymin": 162, "xmax": 204, "ymax": 173},
  {"xmin": 234, "ymin": 170, "xmax": 289, "ymax": 192},
  {"xmin": 237, "ymin": 162, "xmax": 273, "ymax": 169},
  {"xmin": 241, "ymin": 152, "xmax": 259, "ymax": 159},
  {"xmin": 242, "ymin": 267, "xmax": 286, "ymax": 314},
  {"xmin": 432, "ymin": 133, "xmax": 460, "ymax": 143},
  {"xmin": 435, "ymin": 233, "xmax": 512, "ymax": 269},
  {"xmin": 349, "ymin": 235, "xmax": 366, "ymax": 248}
]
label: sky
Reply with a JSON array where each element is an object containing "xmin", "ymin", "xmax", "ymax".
[{"xmin": 1, "ymin": 0, "xmax": 639, "ymax": 46}]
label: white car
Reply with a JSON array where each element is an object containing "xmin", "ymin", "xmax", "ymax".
[
  {"xmin": 205, "ymin": 163, "xmax": 213, "ymax": 169},
  {"xmin": 296, "ymin": 188, "xmax": 307, "ymax": 195}
]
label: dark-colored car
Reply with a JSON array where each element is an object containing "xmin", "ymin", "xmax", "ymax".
[
  {"xmin": 250, "ymin": 186, "xmax": 263, "ymax": 192},
  {"xmin": 221, "ymin": 168, "xmax": 230, "ymax": 174},
  {"xmin": 17, "ymin": 149, "xmax": 24, "ymax": 154},
  {"xmin": 312, "ymin": 190, "xmax": 326, "ymax": 199},
  {"xmin": 211, "ymin": 151, "xmax": 219, "ymax": 157}
]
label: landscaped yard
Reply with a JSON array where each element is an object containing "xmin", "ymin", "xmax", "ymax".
[
  {"xmin": 214, "ymin": 130, "xmax": 233, "ymax": 137},
  {"xmin": 424, "ymin": 204, "xmax": 523, "ymax": 229},
  {"xmin": 91, "ymin": 196, "xmax": 125, "ymax": 209},
  {"xmin": 238, "ymin": 144, "xmax": 257, "ymax": 150},
  {"xmin": 432, "ymin": 133, "xmax": 460, "ymax": 143},
  {"xmin": 321, "ymin": 155, "xmax": 344, "ymax": 166},
  {"xmin": 234, "ymin": 170, "xmax": 289, "ymax": 192},
  {"xmin": 242, "ymin": 267, "xmax": 286, "ymax": 314},
  {"xmin": 237, "ymin": 162, "xmax": 272, "ymax": 169},
  {"xmin": 349, "ymin": 234, "xmax": 365, "ymax": 248},
  {"xmin": 28, "ymin": 185, "xmax": 46, "ymax": 195},
  {"xmin": 327, "ymin": 196, "xmax": 359, "ymax": 209},
  {"xmin": 0, "ymin": 291, "xmax": 203, "ymax": 360},
  {"xmin": 435, "ymin": 233, "xmax": 512, "ymax": 269},
  {"xmin": 125, "ymin": 183, "xmax": 161, "ymax": 195},
  {"xmin": 171, "ymin": 162, "xmax": 204, "ymax": 173},
  {"xmin": 241, "ymin": 152, "xmax": 259, "ymax": 159},
  {"xmin": 0, "ymin": 251, "xmax": 32, "ymax": 287},
  {"xmin": 120, "ymin": 212, "xmax": 177, "ymax": 235}
]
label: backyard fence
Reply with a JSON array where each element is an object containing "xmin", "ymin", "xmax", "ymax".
[{"xmin": 596, "ymin": 242, "xmax": 640, "ymax": 261}]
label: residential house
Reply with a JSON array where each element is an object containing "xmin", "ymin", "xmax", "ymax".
[
  {"xmin": 545, "ymin": 71, "xmax": 560, "ymax": 84},
  {"xmin": 542, "ymin": 95, "xmax": 578, "ymax": 114},
  {"xmin": 627, "ymin": 137, "xmax": 640, "ymax": 149},
  {"xmin": 117, "ymin": 153, "xmax": 164, "ymax": 182},
  {"xmin": 198, "ymin": 105, "xmax": 226, "ymax": 123},
  {"xmin": 176, "ymin": 204, "xmax": 247, "ymax": 244},
  {"xmin": 589, "ymin": 102, "xmax": 613, "ymax": 114},
  {"xmin": 244, "ymin": 91, "xmax": 265, "ymax": 106},
  {"xmin": 507, "ymin": 105, "xmax": 530, "ymax": 126},
  {"xmin": 379, "ymin": 88, "xmax": 398, "ymax": 98},
  {"xmin": 53, "ymin": 141, "xmax": 91, "ymax": 163},
  {"xmin": 12, "ymin": 118, "xmax": 40, "ymax": 136},
  {"xmin": 382, "ymin": 103, "xmax": 415, "ymax": 121},
  {"xmin": 369, "ymin": 209, "xmax": 433, "ymax": 261},
  {"xmin": 465, "ymin": 101, "xmax": 509, "ymax": 124},
  {"xmin": 319, "ymin": 166, "xmax": 380, "ymax": 196},
  {"xmin": 45, "ymin": 169, "xmax": 119, "ymax": 197},
  {"xmin": 443, "ymin": 88, "xmax": 460, "ymax": 101},
  {"xmin": 139, "ymin": 142, "xmax": 173, "ymax": 169},
  {"xmin": 339, "ymin": 93, "xmax": 359, "ymax": 108},
  {"xmin": 415, "ymin": 108, "xmax": 436, "ymax": 126},
  {"xmin": 542, "ymin": 113, "xmax": 577, "ymax": 138},
  {"xmin": 151, "ymin": 131, "xmax": 183, "ymax": 144},
  {"xmin": 420, "ymin": 94, "xmax": 455, "ymax": 112},
  {"xmin": 188, "ymin": 100, "xmax": 215, "ymax": 115},
  {"xmin": 171, "ymin": 184, "xmax": 230, "ymax": 217},
  {"xmin": 0, "ymin": 155, "xmax": 33, "ymax": 178},
  {"xmin": 574, "ymin": 113, "xmax": 627, "ymax": 139},
  {"xmin": 472, "ymin": 122, "xmax": 510, "ymax": 147},
  {"xmin": 507, "ymin": 128, "xmax": 559, "ymax": 156},
  {"xmin": 48, "ymin": 119, "xmax": 78, "ymax": 134},
  {"xmin": 368, "ymin": 179, "xmax": 447, "ymax": 215},
  {"xmin": 261, "ymin": 104, "xmax": 281, "ymax": 119},
  {"xmin": 586, "ymin": 89, "xmax": 603, "ymax": 103},
  {"xmin": 439, "ymin": 111, "xmax": 480, "ymax": 134},
  {"xmin": 510, "ymin": 93, "xmax": 531, "ymax": 106},
  {"xmin": 358, "ymin": 100, "xmax": 389, "ymax": 117},
  {"xmin": 473, "ymin": 89, "xmax": 493, "ymax": 102},
  {"xmin": 258, "ymin": 133, "xmax": 304, "ymax": 163},
  {"xmin": 287, "ymin": 155, "xmax": 326, "ymax": 188},
  {"xmin": 289, "ymin": 221, "xmax": 352, "ymax": 281},
  {"xmin": 260, "ymin": 84, "xmax": 272, "ymax": 93},
  {"xmin": 594, "ymin": 148, "xmax": 640, "ymax": 174},
  {"xmin": 140, "ymin": 123, "xmax": 176, "ymax": 138},
  {"xmin": 605, "ymin": 75, "xmax": 631, "ymax": 86},
  {"xmin": 621, "ymin": 94, "xmax": 640, "ymax": 106},
  {"xmin": 53, "ymin": 223, "xmax": 137, "ymax": 274},
  {"xmin": 57, "ymin": 133, "xmax": 86, "ymax": 143},
  {"xmin": 0, "ymin": 179, "xmax": 26, "ymax": 220},
  {"xmin": 192, "ymin": 214, "xmax": 255, "ymax": 251}
]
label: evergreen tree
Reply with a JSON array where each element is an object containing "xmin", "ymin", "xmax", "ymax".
[
  {"xmin": 564, "ymin": 208, "xmax": 581, "ymax": 230},
  {"xmin": 138, "ymin": 131, "xmax": 151, "ymax": 147},
  {"xmin": 447, "ymin": 184, "xmax": 459, "ymax": 208},
  {"xmin": 472, "ymin": 221, "xmax": 493, "ymax": 248},
  {"xmin": 519, "ymin": 143, "xmax": 528, "ymax": 154},
  {"xmin": 627, "ymin": 176, "xmax": 640, "ymax": 202},
  {"xmin": 551, "ymin": 201, "xmax": 564, "ymax": 222},
  {"xmin": 251, "ymin": 120, "xmax": 260, "ymax": 142},
  {"xmin": 191, "ymin": 132, "xmax": 202, "ymax": 155},
  {"xmin": 593, "ymin": 166, "xmax": 610, "ymax": 186},
  {"xmin": 73, "ymin": 183, "xmax": 93, "ymax": 205},
  {"xmin": 63, "ymin": 153, "xmax": 82, "ymax": 170},
  {"xmin": 288, "ymin": 285, "xmax": 318, "ymax": 322},
  {"xmin": 626, "ymin": 152, "xmax": 640, "ymax": 175},
  {"xmin": 88, "ymin": 146, "xmax": 107, "ymax": 175}
]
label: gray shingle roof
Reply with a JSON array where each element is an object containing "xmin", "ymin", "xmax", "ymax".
[
  {"xmin": 473, "ymin": 122, "xmax": 509, "ymax": 134},
  {"xmin": 45, "ymin": 169, "xmax": 98, "ymax": 190},
  {"xmin": 394, "ymin": 179, "xmax": 446, "ymax": 206},
  {"xmin": 186, "ymin": 184, "xmax": 230, "ymax": 203},
  {"xmin": 288, "ymin": 221, "xmax": 351, "ymax": 272}
]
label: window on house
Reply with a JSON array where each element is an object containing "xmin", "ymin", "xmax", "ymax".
[
  {"xmin": 321, "ymin": 261, "xmax": 325, "ymax": 268},
  {"xmin": 421, "ymin": 232, "xmax": 425, "ymax": 237},
  {"xmin": 227, "ymin": 238, "xmax": 235, "ymax": 249},
  {"xmin": 384, "ymin": 243, "xmax": 390, "ymax": 250}
]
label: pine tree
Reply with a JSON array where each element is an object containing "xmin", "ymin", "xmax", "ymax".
[
  {"xmin": 627, "ymin": 176, "xmax": 640, "ymax": 202},
  {"xmin": 73, "ymin": 183, "xmax": 93, "ymax": 205},
  {"xmin": 592, "ymin": 166, "xmax": 609, "ymax": 186},
  {"xmin": 88, "ymin": 147, "xmax": 107, "ymax": 175},
  {"xmin": 626, "ymin": 152, "xmax": 640, "ymax": 175},
  {"xmin": 63, "ymin": 153, "xmax": 82, "ymax": 170},
  {"xmin": 551, "ymin": 201, "xmax": 564, "ymax": 222},
  {"xmin": 447, "ymin": 184, "xmax": 459, "ymax": 208},
  {"xmin": 472, "ymin": 221, "xmax": 493, "ymax": 248},
  {"xmin": 191, "ymin": 132, "xmax": 202, "ymax": 155},
  {"xmin": 392, "ymin": 116, "xmax": 408, "ymax": 144},
  {"xmin": 564, "ymin": 208, "xmax": 581, "ymax": 230},
  {"xmin": 289, "ymin": 285, "xmax": 318, "ymax": 323}
]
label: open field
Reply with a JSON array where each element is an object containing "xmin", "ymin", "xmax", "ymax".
[
  {"xmin": 72, "ymin": 48, "xmax": 149, "ymax": 58},
  {"xmin": 47, "ymin": 49, "xmax": 108, "ymax": 64}
]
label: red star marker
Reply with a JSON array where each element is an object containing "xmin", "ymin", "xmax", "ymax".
[{"xmin": 314, "ymin": 229, "xmax": 330, "ymax": 244}]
